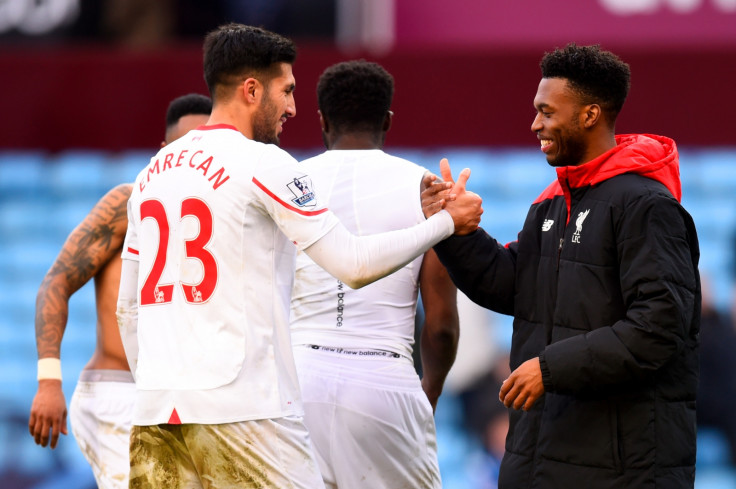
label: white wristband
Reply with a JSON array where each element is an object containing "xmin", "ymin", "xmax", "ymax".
[{"xmin": 37, "ymin": 358, "xmax": 62, "ymax": 381}]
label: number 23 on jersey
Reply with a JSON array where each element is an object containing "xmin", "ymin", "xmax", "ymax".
[{"xmin": 139, "ymin": 198, "xmax": 218, "ymax": 306}]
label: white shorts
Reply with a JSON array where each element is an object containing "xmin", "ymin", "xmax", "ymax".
[
  {"xmin": 294, "ymin": 345, "xmax": 442, "ymax": 489},
  {"xmin": 69, "ymin": 369, "xmax": 135, "ymax": 489},
  {"xmin": 128, "ymin": 415, "xmax": 325, "ymax": 489}
]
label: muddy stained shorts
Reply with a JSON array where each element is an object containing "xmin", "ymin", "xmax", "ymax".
[
  {"xmin": 69, "ymin": 369, "xmax": 136, "ymax": 489},
  {"xmin": 128, "ymin": 415, "xmax": 325, "ymax": 489}
]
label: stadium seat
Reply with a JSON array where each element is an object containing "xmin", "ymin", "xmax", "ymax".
[
  {"xmin": 0, "ymin": 151, "xmax": 49, "ymax": 197},
  {"xmin": 694, "ymin": 150, "xmax": 736, "ymax": 198},
  {"xmin": 46, "ymin": 151, "xmax": 111, "ymax": 200},
  {"xmin": 108, "ymin": 150, "xmax": 156, "ymax": 185}
]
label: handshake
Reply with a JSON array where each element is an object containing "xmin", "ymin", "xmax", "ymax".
[{"xmin": 422, "ymin": 158, "xmax": 484, "ymax": 236}]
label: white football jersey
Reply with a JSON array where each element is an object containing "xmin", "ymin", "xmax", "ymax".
[
  {"xmin": 290, "ymin": 150, "xmax": 427, "ymax": 358},
  {"xmin": 122, "ymin": 124, "xmax": 338, "ymax": 425}
]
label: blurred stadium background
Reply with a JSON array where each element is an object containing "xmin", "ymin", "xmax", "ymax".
[{"xmin": 1, "ymin": 1, "xmax": 735, "ymax": 488}]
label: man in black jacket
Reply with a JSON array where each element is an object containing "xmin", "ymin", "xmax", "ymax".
[{"xmin": 423, "ymin": 43, "xmax": 700, "ymax": 488}]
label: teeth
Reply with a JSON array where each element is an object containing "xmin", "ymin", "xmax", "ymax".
[{"xmin": 540, "ymin": 139, "xmax": 552, "ymax": 147}]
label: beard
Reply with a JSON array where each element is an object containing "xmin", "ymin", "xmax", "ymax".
[
  {"xmin": 547, "ymin": 119, "xmax": 587, "ymax": 167},
  {"xmin": 252, "ymin": 96, "xmax": 281, "ymax": 145}
]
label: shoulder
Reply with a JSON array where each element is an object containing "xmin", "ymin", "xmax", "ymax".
[
  {"xmin": 259, "ymin": 143, "xmax": 298, "ymax": 164},
  {"xmin": 110, "ymin": 183, "xmax": 134, "ymax": 200},
  {"xmin": 383, "ymin": 152, "xmax": 426, "ymax": 172},
  {"xmin": 297, "ymin": 151, "xmax": 329, "ymax": 170},
  {"xmin": 96, "ymin": 183, "xmax": 133, "ymax": 211},
  {"xmin": 378, "ymin": 152, "xmax": 428, "ymax": 188},
  {"xmin": 602, "ymin": 174, "xmax": 678, "ymax": 209},
  {"xmin": 533, "ymin": 179, "xmax": 563, "ymax": 205},
  {"xmin": 298, "ymin": 151, "xmax": 326, "ymax": 164},
  {"xmin": 605, "ymin": 175, "xmax": 695, "ymax": 238}
]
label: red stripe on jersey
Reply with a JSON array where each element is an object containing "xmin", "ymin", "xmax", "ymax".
[
  {"xmin": 168, "ymin": 408, "xmax": 181, "ymax": 425},
  {"xmin": 127, "ymin": 247, "xmax": 139, "ymax": 255},
  {"xmin": 196, "ymin": 124, "xmax": 239, "ymax": 132},
  {"xmin": 252, "ymin": 177, "xmax": 329, "ymax": 216}
]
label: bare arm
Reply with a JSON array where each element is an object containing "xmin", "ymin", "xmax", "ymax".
[
  {"xmin": 29, "ymin": 183, "xmax": 132, "ymax": 449},
  {"xmin": 419, "ymin": 248, "xmax": 459, "ymax": 412}
]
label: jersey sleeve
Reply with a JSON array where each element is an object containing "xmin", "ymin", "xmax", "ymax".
[{"xmin": 251, "ymin": 146, "xmax": 339, "ymax": 250}]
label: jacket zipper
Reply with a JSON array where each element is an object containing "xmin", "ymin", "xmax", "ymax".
[{"xmin": 556, "ymin": 237, "xmax": 563, "ymax": 271}]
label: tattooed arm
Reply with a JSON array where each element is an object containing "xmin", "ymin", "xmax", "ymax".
[{"xmin": 29, "ymin": 183, "xmax": 132, "ymax": 449}]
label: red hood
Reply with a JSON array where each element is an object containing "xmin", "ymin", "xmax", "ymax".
[{"xmin": 556, "ymin": 134, "xmax": 681, "ymax": 202}]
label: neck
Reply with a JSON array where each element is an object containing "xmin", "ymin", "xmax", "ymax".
[
  {"xmin": 582, "ymin": 133, "xmax": 618, "ymax": 164},
  {"xmin": 207, "ymin": 105, "xmax": 254, "ymax": 139},
  {"xmin": 328, "ymin": 132, "xmax": 383, "ymax": 150}
]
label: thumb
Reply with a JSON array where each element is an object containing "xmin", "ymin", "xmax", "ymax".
[
  {"xmin": 454, "ymin": 168, "xmax": 471, "ymax": 193},
  {"xmin": 439, "ymin": 158, "xmax": 454, "ymax": 184}
]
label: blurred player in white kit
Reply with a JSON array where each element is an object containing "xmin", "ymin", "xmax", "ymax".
[
  {"xmin": 116, "ymin": 24, "xmax": 483, "ymax": 489},
  {"xmin": 28, "ymin": 92, "xmax": 211, "ymax": 489},
  {"xmin": 290, "ymin": 60, "xmax": 460, "ymax": 489}
]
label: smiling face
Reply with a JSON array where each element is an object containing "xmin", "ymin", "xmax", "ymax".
[
  {"xmin": 531, "ymin": 77, "xmax": 589, "ymax": 167},
  {"xmin": 252, "ymin": 62, "xmax": 296, "ymax": 145}
]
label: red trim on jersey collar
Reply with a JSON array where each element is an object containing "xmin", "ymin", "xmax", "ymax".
[
  {"xmin": 252, "ymin": 177, "xmax": 329, "ymax": 216},
  {"xmin": 127, "ymin": 247, "xmax": 139, "ymax": 255},
  {"xmin": 196, "ymin": 124, "xmax": 239, "ymax": 132}
]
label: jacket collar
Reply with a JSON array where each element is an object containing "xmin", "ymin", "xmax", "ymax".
[{"xmin": 555, "ymin": 134, "xmax": 681, "ymax": 202}]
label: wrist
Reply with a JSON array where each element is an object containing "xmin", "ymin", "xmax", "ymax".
[
  {"xmin": 432, "ymin": 209, "xmax": 455, "ymax": 238},
  {"xmin": 37, "ymin": 357, "xmax": 62, "ymax": 381}
]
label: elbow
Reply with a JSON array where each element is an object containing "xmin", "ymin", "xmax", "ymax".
[
  {"xmin": 426, "ymin": 317, "xmax": 460, "ymax": 347},
  {"xmin": 341, "ymin": 277, "xmax": 369, "ymax": 290},
  {"xmin": 336, "ymin": 265, "xmax": 380, "ymax": 290},
  {"xmin": 437, "ymin": 326, "xmax": 460, "ymax": 348}
]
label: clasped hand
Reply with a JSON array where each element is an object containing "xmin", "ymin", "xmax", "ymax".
[{"xmin": 421, "ymin": 158, "xmax": 483, "ymax": 235}]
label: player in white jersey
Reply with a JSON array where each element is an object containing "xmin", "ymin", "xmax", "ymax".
[
  {"xmin": 28, "ymin": 93, "xmax": 211, "ymax": 489},
  {"xmin": 290, "ymin": 60, "xmax": 459, "ymax": 489},
  {"xmin": 115, "ymin": 24, "xmax": 482, "ymax": 489}
]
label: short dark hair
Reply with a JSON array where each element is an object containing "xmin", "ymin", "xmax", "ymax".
[
  {"xmin": 540, "ymin": 43, "xmax": 631, "ymax": 121},
  {"xmin": 203, "ymin": 23, "xmax": 296, "ymax": 101},
  {"xmin": 317, "ymin": 60, "xmax": 394, "ymax": 134},
  {"xmin": 165, "ymin": 93, "xmax": 212, "ymax": 129}
]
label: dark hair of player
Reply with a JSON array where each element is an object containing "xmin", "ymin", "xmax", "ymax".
[
  {"xmin": 165, "ymin": 93, "xmax": 212, "ymax": 129},
  {"xmin": 317, "ymin": 60, "xmax": 394, "ymax": 134},
  {"xmin": 540, "ymin": 43, "xmax": 631, "ymax": 122},
  {"xmin": 203, "ymin": 23, "xmax": 297, "ymax": 102}
]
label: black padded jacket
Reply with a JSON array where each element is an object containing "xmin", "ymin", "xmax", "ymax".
[{"xmin": 435, "ymin": 134, "xmax": 701, "ymax": 488}]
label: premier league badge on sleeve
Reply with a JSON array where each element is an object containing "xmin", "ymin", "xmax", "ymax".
[{"xmin": 287, "ymin": 176, "xmax": 317, "ymax": 208}]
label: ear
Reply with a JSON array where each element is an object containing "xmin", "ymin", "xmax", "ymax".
[
  {"xmin": 383, "ymin": 110, "xmax": 393, "ymax": 132},
  {"xmin": 582, "ymin": 104, "xmax": 601, "ymax": 129},
  {"xmin": 318, "ymin": 110, "xmax": 329, "ymax": 133},
  {"xmin": 243, "ymin": 77, "xmax": 260, "ymax": 104}
]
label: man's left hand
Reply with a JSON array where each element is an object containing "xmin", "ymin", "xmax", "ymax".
[{"xmin": 499, "ymin": 357, "xmax": 545, "ymax": 411}]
